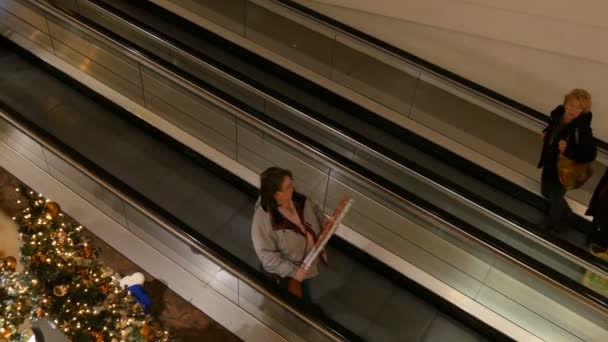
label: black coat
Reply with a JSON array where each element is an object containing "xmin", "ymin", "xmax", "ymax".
[
  {"xmin": 538, "ymin": 105, "xmax": 597, "ymax": 168},
  {"xmin": 586, "ymin": 168, "xmax": 608, "ymax": 217}
]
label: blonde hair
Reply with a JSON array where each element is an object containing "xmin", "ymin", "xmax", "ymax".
[{"xmin": 564, "ymin": 88, "xmax": 592, "ymax": 113}]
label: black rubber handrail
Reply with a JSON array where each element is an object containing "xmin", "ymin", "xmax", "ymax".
[
  {"xmin": 276, "ymin": 0, "xmax": 608, "ymax": 152},
  {"xmin": 0, "ymin": 36, "xmax": 510, "ymax": 341}
]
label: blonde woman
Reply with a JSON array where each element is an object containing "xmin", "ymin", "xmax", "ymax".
[{"xmin": 538, "ymin": 89, "xmax": 597, "ymax": 232}]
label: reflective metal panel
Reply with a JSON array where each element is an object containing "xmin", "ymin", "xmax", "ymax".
[
  {"xmin": 411, "ymin": 80, "xmax": 539, "ymax": 171},
  {"xmin": 476, "ymin": 284, "xmax": 582, "ymax": 342},
  {"xmin": 77, "ymin": 0, "xmax": 172, "ymax": 61},
  {"xmin": 506, "ymin": 231, "xmax": 582, "ymax": 281},
  {"xmin": 330, "ymin": 166, "xmax": 501, "ymax": 266},
  {"xmin": 123, "ymin": 202, "xmax": 219, "ymax": 284},
  {"xmin": 238, "ymin": 280, "xmax": 331, "ymax": 342},
  {"xmin": 208, "ymin": 268, "xmax": 239, "ymax": 305},
  {"xmin": 236, "ymin": 119, "xmax": 264, "ymax": 153},
  {"xmin": 44, "ymin": 151, "xmax": 128, "ymax": 227},
  {"xmin": 235, "ymin": 132, "xmax": 326, "ymax": 204},
  {"xmin": 168, "ymin": 0, "xmax": 246, "ymax": 36},
  {"xmin": 144, "ymin": 92, "xmax": 237, "ymax": 158},
  {"xmin": 331, "ymin": 40, "xmax": 417, "ymax": 116},
  {"xmin": 351, "ymin": 148, "xmax": 515, "ymax": 242},
  {"xmin": 326, "ymin": 178, "xmax": 483, "ymax": 298},
  {"xmin": 0, "ymin": 0, "xmax": 48, "ymax": 33},
  {"xmin": 264, "ymin": 131, "xmax": 330, "ymax": 174},
  {"xmin": 171, "ymin": 52, "xmax": 266, "ymax": 112},
  {"xmin": 47, "ymin": 19, "xmax": 141, "ymax": 86},
  {"xmin": 262, "ymin": 136, "xmax": 328, "ymax": 190},
  {"xmin": 48, "ymin": 0, "xmax": 79, "ymax": 13},
  {"xmin": 483, "ymin": 267, "xmax": 607, "ymax": 341},
  {"xmin": 0, "ymin": 7, "xmax": 53, "ymax": 52},
  {"xmin": 421, "ymin": 315, "xmax": 482, "ymax": 342},
  {"xmin": 141, "ymin": 69, "xmax": 236, "ymax": 140},
  {"xmin": 491, "ymin": 258, "xmax": 608, "ymax": 330},
  {"xmin": 0, "ymin": 118, "xmax": 49, "ymax": 171},
  {"xmin": 237, "ymin": 143, "xmax": 271, "ymax": 172},
  {"xmin": 245, "ymin": 1, "xmax": 334, "ymax": 77},
  {"xmin": 51, "ymin": 38, "xmax": 144, "ymax": 104},
  {"xmin": 264, "ymin": 101, "xmax": 356, "ymax": 160}
]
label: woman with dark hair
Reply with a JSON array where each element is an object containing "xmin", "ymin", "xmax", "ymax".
[{"xmin": 251, "ymin": 167, "xmax": 327, "ymax": 303}]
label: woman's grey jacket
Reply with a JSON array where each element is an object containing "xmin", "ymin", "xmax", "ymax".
[{"xmin": 251, "ymin": 193, "xmax": 325, "ymax": 280}]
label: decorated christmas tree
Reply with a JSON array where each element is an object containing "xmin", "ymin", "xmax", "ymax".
[{"xmin": 0, "ymin": 186, "xmax": 172, "ymax": 342}]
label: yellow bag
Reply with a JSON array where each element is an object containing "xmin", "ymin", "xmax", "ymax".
[{"xmin": 557, "ymin": 155, "xmax": 592, "ymax": 190}]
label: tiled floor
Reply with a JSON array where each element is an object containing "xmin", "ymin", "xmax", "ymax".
[{"xmin": 0, "ymin": 166, "xmax": 241, "ymax": 342}]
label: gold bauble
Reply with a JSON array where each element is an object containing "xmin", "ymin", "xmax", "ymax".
[
  {"xmin": 140, "ymin": 323, "xmax": 150, "ymax": 336},
  {"xmin": 3, "ymin": 256, "xmax": 16, "ymax": 271},
  {"xmin": 146, "ymin": 322, "xmax": 161, "ymax": 342},
  {"xmin": 0, "ymin": 327, "xmax": 12, "ymax": 338},
  {"xmin": 81, "ymin": 245, "xmax": 93, "ymax": 258},
  {"xmin": 75, "ymin": 267, "xmax": 89, "ymax": 277},
  {"xmin": 140, "ymin": 323, "xmax": 153, "ymax": 341},
  {"xmin": 91, "ymin": 331, "xmax": 103, "ymax": 342},
  {"xmin": 36, "ymin": 307, "xmax": 45, "ymax": 318},
  {"xmin": 53, "ymin": 285, "xmax": 68, "ymax": 297},
  {"xmin": 44, "ymin": 202, "xmax": 61, "ymax": 218},
  {"xmin": 32, "ymin": 253, "xmax": 46, "ymax": 264},
  {"xmin": 83, "ymin": 278, "xmax": 93, "ymax": 288},
  {"xmin": 26, "ymin": 223, "xmax": 37, "ymax": 233},
  {"xmin": 99, "ymin": 284, "xmax": 109, "ymax": 295},
  {"xmin": 56, "ymin": 230, "xmax": 67, "ymax": 245}
]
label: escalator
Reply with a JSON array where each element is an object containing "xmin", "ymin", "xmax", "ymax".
[
  {"xmin": 0, "ymin": 38, "xmax": 505, "ymax": 341},
  {"xmin": 53, "ymin": 0, "xmax": 603, "ymax": 272},
  {"xmin": 24, "ymin": 0, "xmax": 608, "ymax": 299},
  {"xmin": 2, "ymin": 0, "xmax": 608, "ymax": 339}
]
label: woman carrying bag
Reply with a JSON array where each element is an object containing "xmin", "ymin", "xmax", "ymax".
[{"xmin": 538, "ymin": 89, "xmax": 597, "ymax": 232}]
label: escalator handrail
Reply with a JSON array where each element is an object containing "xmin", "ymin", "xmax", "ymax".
[
  {"xmin": 272, "ymin": 0, "xmax": 608, "ymax": 152},
  {"xmin": 26, "ymin": 0, "xmax": 608, "ymax": 315},
  {"xmin": 61, "ymin": 0, "xmax": 608, "ymax": 278}
]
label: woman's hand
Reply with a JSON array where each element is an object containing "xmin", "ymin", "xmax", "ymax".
[
  {"xmin": 293, "ymin": 266, "xmax": 308, "ymax": 282},
  {"xmin": 559, "ymin": 140, "xmax": 567, "ymax": 154}
]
